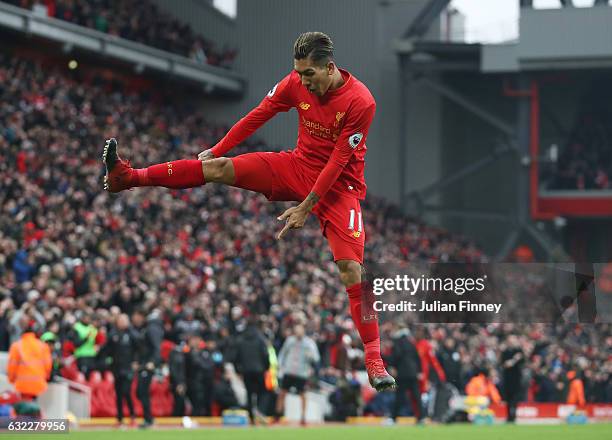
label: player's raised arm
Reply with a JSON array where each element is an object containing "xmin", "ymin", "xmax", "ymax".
[
  {"xmin": 309, "ymin": 101, "xmax": 375, "ymax": 201},
  {"xmin": 200, "ymin": 74, "xmax": 296, "ymax": 160}
]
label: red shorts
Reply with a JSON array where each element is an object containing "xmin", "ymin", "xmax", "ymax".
[{"xmin": 231, "ymin": 151, "xmax": 365, "ymax": 264}]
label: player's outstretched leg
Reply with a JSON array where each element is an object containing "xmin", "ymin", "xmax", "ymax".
[
  {"xmin": 102, "ymin": 138, "xmax": 206, "ymax": 193},
  {"xmin": 338, "ymin": 260, "xmax": 396, "ymax": 392}
]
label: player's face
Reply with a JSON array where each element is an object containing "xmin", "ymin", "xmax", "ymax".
[{"xmin": 294, "ymin": 57, "xmax": 333, "ymax": 97}]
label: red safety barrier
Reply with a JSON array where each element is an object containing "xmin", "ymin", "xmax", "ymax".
[{"xmin": 489, "ymin": 402, "xmax": 612, "ymax": 420}]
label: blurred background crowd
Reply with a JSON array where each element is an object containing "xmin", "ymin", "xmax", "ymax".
[
  {"xmin": 0, "ymin": 49, "xmax": 610, "ymax": 422},
  {"xmin": 3, "ymin": 0, "xmax": 238, "ymax": 68}
]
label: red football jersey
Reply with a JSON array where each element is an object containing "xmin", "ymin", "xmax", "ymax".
[{"xmin": 211, "ymin": 69, "xmax": 375, "ymax": 199}]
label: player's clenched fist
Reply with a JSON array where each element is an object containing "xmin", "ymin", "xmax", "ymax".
[{"xmin": 198, "ymin": 149, "xmax": 216, "ymax": 161}]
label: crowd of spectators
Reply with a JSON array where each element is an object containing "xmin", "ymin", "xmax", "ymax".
[
  {"xmin": 412, "ymin": 323, "xmax": 610, "ymax": 403},
  {"xmin": 0, "ymin": 53, "xmax": 610, "ymax": 420},
  {"xmin": 3, "ymin": 0, "xmax": 238, "ymax": 68}
]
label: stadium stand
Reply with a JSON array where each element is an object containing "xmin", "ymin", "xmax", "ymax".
[
  {"xmin": 548, "ymin": 119, "xmax": 612, "ymax": 191},
  {"xmin": 2, "ymin": 0, "xmax": 238, "ymax": 68},
  {"xmin": 0, "ymin": 52, "xmax": 610, "ymax": 419},
  {"xmin": 544, "ymin": 77, "xmax": 612, "ymax": 191}
]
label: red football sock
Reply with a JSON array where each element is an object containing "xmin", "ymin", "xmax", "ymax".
[
  {"xmin": 347, "ymin": 282, "xmax": 381, "ymax": 361},
  {"xmin": 133, "ymin": 159, "xmax": 205, "ymax": 189}
]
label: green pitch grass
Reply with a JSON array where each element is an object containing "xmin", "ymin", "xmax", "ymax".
[{"xmin": 3, "ymin": 423, "xmax": 611, "ymax": 440}]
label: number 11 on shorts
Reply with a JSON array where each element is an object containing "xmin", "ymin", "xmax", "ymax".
[{"xmin": 348, "ymin": 209, "xmax": 362, "ymax": 238}]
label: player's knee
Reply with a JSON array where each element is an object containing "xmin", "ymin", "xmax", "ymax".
[
  {"xmin": 337, "ymin": 260, "xmax": 361, "ymax": 286},
  {"xmin": 202, "ymin": 158, "xmax": 234, "ymax": 184}
]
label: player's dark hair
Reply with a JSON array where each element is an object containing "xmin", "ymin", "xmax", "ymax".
[{"xmin": 294, "ymin": 32, "xmax": 334, "ymax": 66}]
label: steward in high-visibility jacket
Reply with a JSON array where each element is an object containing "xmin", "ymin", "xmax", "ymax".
[
  {"xmin": 465, "ymin": 371, "xmax": 501, "ymax": 405},
  {"xmin": 7, "ymin": 332, "xmax": 52, "ymax": 398},
  {"xmin": 566, "ymin": 370, "xmax": 586, "ymax": 407}
]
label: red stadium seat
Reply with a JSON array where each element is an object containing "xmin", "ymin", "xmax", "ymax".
[
  {"xmin": 150, "ymin": 375, "xmax": 173, "ymax": 416},
  {"xmin": 90, "ymin": 372, "xmax": 117, "ymax": 417},
  {"xmin": 88, "ymin": 371, "xmax": 102, "ymax": 385},
  {"xmin": 74, "ymin": 372, "xmax": 86, "ymax": 385}
]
